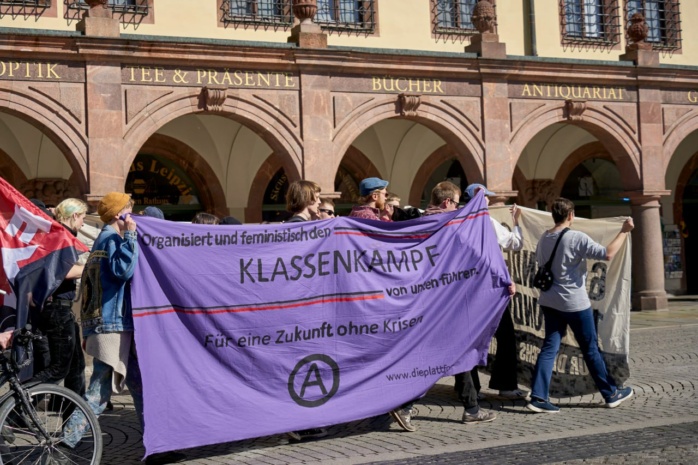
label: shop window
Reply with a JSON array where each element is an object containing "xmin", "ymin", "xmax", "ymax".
[
  {"xmin": 625, "ymin": 0, "xmax": 681, "ymax": 51},
  {"xmin": 65, "ymin": 0, "xmax": 152, "ymax": 25},
  {"xmin": 315, "ymin": 0, "xmax": 376, "ymax": 34},
  {"xmin": 431, "ymin": 0, "xmax": 496, "ymax": 38},
  {"xmin": 221, "ymin": 0, "xmax": 293, "ymax": 30}
]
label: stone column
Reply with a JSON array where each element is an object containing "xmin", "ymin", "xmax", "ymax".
[
  {"xmin": 482, "ymin": 78, "xmax": 516, "ymax": 207},
  {"xmin": 297, "ymin": 70, "xmax": 336, "ymax": 196},
  {"xmin": 629, "ymin": 194, "xmax": 669, "ymax": 311},
  {"xmin": 84, "ymin": 62, "xmax": 126, "ymax": 205}
]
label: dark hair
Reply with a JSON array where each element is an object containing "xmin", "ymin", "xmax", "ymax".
[
  {"xmin": 192, "ymin": 212, "xmax": 220, "ymax": 225},
  {"xmin": 286, "ymin": 180, "xmax": 321, "ymax": 214},
  {"xmin": 430, "ymin": 181, "xmax": 461, "ymax": 206},
  {"xmin": 220, "ymin": 216, "xmax": 242, "ymax": 225},
  {"xmin": 552, "ymin": 198, "xmax": 575, "ymax": 224}
]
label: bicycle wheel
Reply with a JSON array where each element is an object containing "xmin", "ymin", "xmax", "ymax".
[{"xmin": 0, "ymin": 384, "xmax": 102, "ymax": 465}]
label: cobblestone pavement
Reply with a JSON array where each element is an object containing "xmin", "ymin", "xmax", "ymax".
[{"xmin": 97, "ymin": 304, "xmax": 698, "ymax": 464}]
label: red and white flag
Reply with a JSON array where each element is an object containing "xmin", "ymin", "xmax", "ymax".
[{"xmin": 0, "ymin": 178, "xmax": 88, "ymax": 331}]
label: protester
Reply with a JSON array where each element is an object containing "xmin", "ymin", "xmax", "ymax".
[
  {"xmin": 527, "ymin": 197, "xmax": 634, "ymax": 413},
  {"xmin": 192, "ymin": 212, "xmax": 219, "ymax": 224},
  {"xmin": 63, "ymin": 192, "xmax": 185, "ymax": 464},
  {"xmin": 30, "ymin": 198, "xmax": 54, "ymax": 219},
  {"xmin": 141, "ymin": 206, "xmax": 165, "ymax": 219},
  {"xmin": 349, "ymin": 177, "xmax": 391, "ymax": 221},
  {"xmin": 220, "ymin": 216, "xmax": 242, "ymax": 225},
  {"xmin": 31, "ymin": 198, "xmax": 88, "ymax": 397},
  {"xmin": 317, "ymin": 198, "xmax": 336, "ymax": 220},
  {"xmin": 282, "ymin": 180, "xmax": 328, "ymax": 441},
  {"xmin": 285, "ymin": 180, "xmax": 321, "ymax": 223},
  {"xmin": 384, "ymin": 192, "xmax": 400, "ymax": 220},
  {"xmin": 425, "ymin": 181, "xmax": 508, "ymax": 424},
  {"xmin": 464, "ymin": 183, "xmax": 528, "ymax": 400}
]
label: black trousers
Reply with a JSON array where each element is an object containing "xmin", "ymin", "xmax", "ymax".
[
  {"xmin": 32, "ymin": 302, "xmax": 86, "ymax": 396},
  {"xmin": 454, "ymin": 370, "xmax": 480, "ymax": 410},
  {"xmin": 487, "ymin": 308, "xmax": 519, "ymax": 391}
]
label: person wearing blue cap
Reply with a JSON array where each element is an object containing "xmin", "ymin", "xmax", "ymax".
[
  {"xmin": 349, "ymin": 177, "xmax": 391, "ymax": 221},
  {"xmin": 464, "ymin": 183, "xmax": 531, "ymax": 402}
]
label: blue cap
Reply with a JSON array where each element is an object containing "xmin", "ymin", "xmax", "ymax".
[
  {"xmin": 465, "ymin": 183, "xmax": 495, "ymax": 199},
  {"xmin": 142, "ymin": 206, "xmax": 165, "ymax": 220},
  {"xmin": 359, "ymin": 177, "xmax": 389, "ymax": 196}
]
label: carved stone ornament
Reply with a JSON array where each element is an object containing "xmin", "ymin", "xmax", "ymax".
[
  {"xmin": 202, "ymin": 86, "xmax": 227, "ymax": 112},
  {"xmin": 565, "ymin": 99, "xmax": 586, "ymax": 121},
  {"xmin": 626, "ymin": 12, "xmax": 652, "ymax": 51},
  {"xmin": 471, "ymin": 1, "xmax": 496, "ymax": 34},
  {"xmin": 398, "ymin": 93, "xmax": 421, "ymax": 117},
  {"xmin": 292, "ymin": 0, "xmax": 318, "ymax": 24}
]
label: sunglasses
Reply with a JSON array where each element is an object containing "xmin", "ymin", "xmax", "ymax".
[{"xmin": 319, "ymin": 208, "xmax": 335, "ymax": 216}]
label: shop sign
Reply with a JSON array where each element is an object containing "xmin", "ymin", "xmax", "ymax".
[
  {"xmin": 0, "ymin": 60, "xmax": 84, "ymax": 82},
  {"xmin": 123, "ymin": 65, "xmax": 298, "ymax": 89},
  {"xmin": 127, "ymin": 154, "xmax": 200, "ymax": 207},
  {"xmin": 511, "ymin": 83, "xmax": 634, "ymax": 101}
]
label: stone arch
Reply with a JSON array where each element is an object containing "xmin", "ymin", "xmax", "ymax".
[
  {"xmin": 0, "ymin": 149, "xmax": 28, "ymax": 188},
  {"xmin": 0, "ymin": 88, "xmax": 87, "ymax": 191},
  {"xmin": 672, "ymin": 150, "xmax": 698, "ymax": 227},
  {"xmin": 122, "ymin": 88, "xmax": 303, "ymax": 183},
  {"xmin": 510, "ymin": 103, "xmax": 642, "ymax": 191},
  {"xmin": 330, "ymin": 96, "xmax": 484, "ymax": 182},
  {"xmin": 139, "ymin": 134, "xmax": 228, "ymax": 218},
  {"xmin": 663, "ymin": 110, "xmax": 698, "ymax": 176},
  {"xmin": 339, "ymin": 146, "xmax": 381, "ymax": 183},
  {"xmin": 409, "ymin": 145, "xmax": 482, "ymax": 207},
  {"xmin": 554, "ymin": 141, "xmax": 614, "ymax": 191},
  {"xmin": 247, "ymin": 152, "xmax": 302, "ymax": 224}
]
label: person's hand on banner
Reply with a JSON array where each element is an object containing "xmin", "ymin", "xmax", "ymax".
[
  {"xmin": 508, "ymin": 282, "xmax": 516, "ymax": 296},
  {"xmin": 124, "ymin": 214, "xmax": 137, "ymax": 232},
  {"xmin": 510, "ymin": 204, "xmax": 521, "ymax": 226},
  {"xmin": 621, "ymin": 217, "xmax": 634, "ymax": 233},
  {"xmin": 0, "ymin": 330, "xmax": 13, "ymax": 350}
]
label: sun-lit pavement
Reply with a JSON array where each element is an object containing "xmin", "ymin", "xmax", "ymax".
[{"xmin": 96, "ymin": 301, "xmax": 698, "ymax": 464}]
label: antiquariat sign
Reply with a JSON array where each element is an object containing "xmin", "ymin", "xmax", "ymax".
[
  {"xmin": 0, "ymin": 60, "xmax": 85, "ymax": 82},
  {"xmin": 122, "ymin": 65, "xmax": 298, "ymax": 89},
  {"xmin": 661, "ymin": 89, "xmax": 698, "ymax": 105},
  {"xmin": 510, "ymin": 83, "xmax": 636, "ymax": 102}
]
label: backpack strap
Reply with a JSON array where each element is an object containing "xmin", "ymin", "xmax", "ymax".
[{"xmin": 543, "ymin": 227, "xmax": 570, "ymax": 270}]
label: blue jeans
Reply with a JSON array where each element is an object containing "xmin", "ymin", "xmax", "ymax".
[
  {"xmin": 531, "ymin": 306, "xmax": 616, "ymax": 402},
  {"xmin": 62, "ymin": 342, "xmax": 143, "ymax": 448}
]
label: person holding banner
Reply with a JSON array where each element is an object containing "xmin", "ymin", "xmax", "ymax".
[
  {"xmin": 282, "ymin": 180, "xmax": 329, "ymax": 441},
  {"xmin": 464, "ymin": 183, "xmax": 529, "ymax": 401},
  {"xmin": 286, "ymin": 180, "xmax": 322, "ymax": 223},
  {"xmin": 349, "ymin": 177, "xmax": 392, "ymax": 221},
  {"xmin": 527, "ymin": 197, "xmax": 635, "ymax": 413},
  {"xmin": 427, "ymin": 181, "xmax": 503, "ymax": 424},
  {"xmin": 31, "ymin": 198, "xmax": 88, "ymax": 397}
]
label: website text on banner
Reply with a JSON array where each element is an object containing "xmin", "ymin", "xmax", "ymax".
[
  {"xmin": 132, "ymin": 195, "xmax": 512, "ymax": 456},
  {"xmin": 489, "ymin": 206, "xmax": 631, "ymax": 396}
]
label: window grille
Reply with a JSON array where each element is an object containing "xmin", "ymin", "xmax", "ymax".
[
  {"xmin": 222, "ymin": 0, "xmax": 293, "ymax": 28},
  {"xmin": 0, "ymin": 0, "xmax": 50, "ymax": 5},
  {"xmin": 315, "ymin": 0, "xmax": 376, "ymax": 33},
  {"xmin": 559, "ymin": 0, "xmax": 621, "ymax": 47},
  {"xmin": 432, "ymin": 0, "xmax": 496, "ymax": 35},
  {"xmin": 67, "ymin": 0, "xmax": 148, "ymax": 15},
  {"xmin": 625, "ymin": 0, "xmax": 681, "ymax": 50}
]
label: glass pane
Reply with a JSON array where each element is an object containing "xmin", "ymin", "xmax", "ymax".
[
  {"xmin": 316, "ymin": 0, "xmax": 335, "ymax": 22},
  {"xmin": 459, "ymin": 0, "xmax": 477, "ymax": 29},
  {"xmin": 436, "ymin": 0, "xmax": 455, "ymax": 28},
  {"xmin": 564, "ymin": 0, "xmax": 582, "ymax": 37},
  {"xmin": 583, "ymin": 0, "xmax": 601, "ymax": 38},
  {"xmin": 230, "ymin": 0, "xmax": 251, "ymax": 15}
]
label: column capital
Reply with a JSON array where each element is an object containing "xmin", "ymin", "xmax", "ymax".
[
  {"xmin": 488, "ymin": 191, "xmax": 518, "ymax": 207},
  {"xmin": 622, "ymin": 190, "xmax": 671, "ymax": 206}
]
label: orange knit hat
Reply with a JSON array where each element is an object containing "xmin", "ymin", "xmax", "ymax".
[{"xmin": 97, "ymin": 192, "xmax": 131, "ymax": 223}]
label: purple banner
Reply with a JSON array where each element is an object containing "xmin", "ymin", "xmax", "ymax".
[{"xmin": 132, "ymin": 196, "xmax": 511, "ymax": 456}]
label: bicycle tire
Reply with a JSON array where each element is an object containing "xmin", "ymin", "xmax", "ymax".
[{"xmin": 0, "ymin": 383, "xmax": 102, "ymax": 465}]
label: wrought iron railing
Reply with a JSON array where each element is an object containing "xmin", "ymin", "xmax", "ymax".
[
  {"xmin": 314, "ymin": 0, "xmax": 376, "ymax": 33},
  {"xmin": 559, "ymin": 0, "xmax": 621, "ymax": 48},
  {"xmin": 432, "ymin": 0, "xmax": 496, "ymax": 36},
  {"xmin": 222, "ymin": 0, "xmax": 293, "ymax": 29},
  {"xmin": 625, "ymin": 0, "xmax": 681, "ymax": 51},
  {"xmin": 66, "ymin": 0, "xmax": 148, "ymax": 15}
]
